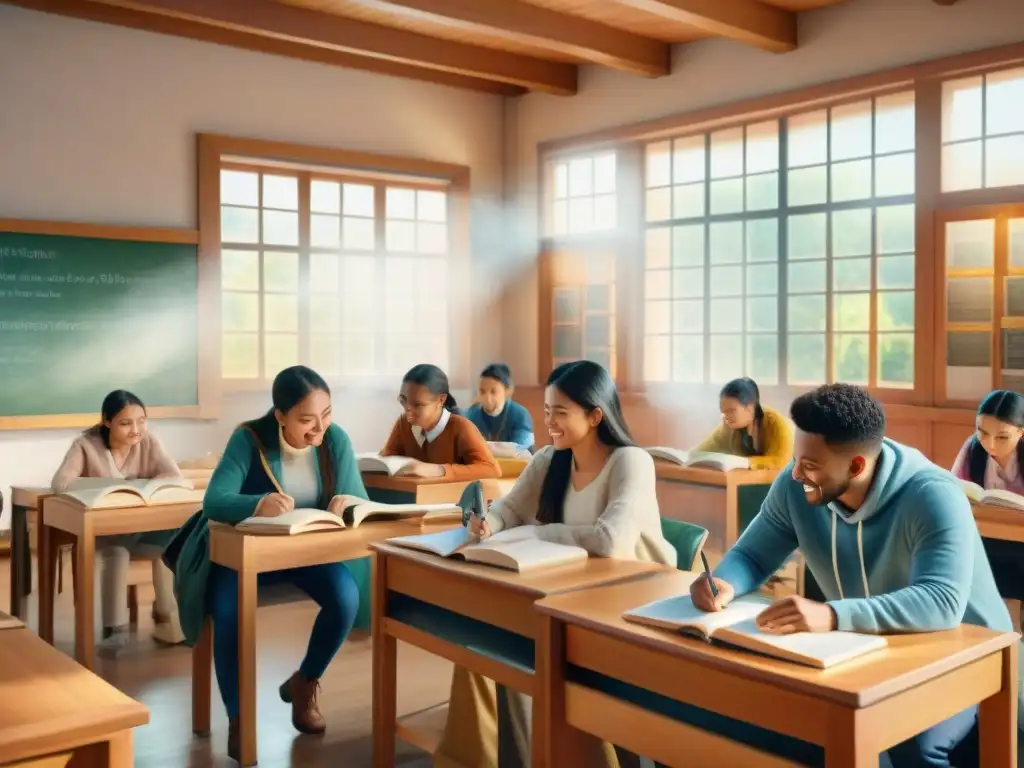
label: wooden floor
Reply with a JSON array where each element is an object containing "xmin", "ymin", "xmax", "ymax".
[{"xmin": 0, "ymin": 552, "xmax": 450, "ymax": 767}]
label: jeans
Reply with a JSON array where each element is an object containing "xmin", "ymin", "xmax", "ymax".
[{"xmin": 207, "ymin": 561, "xmax": 359, "ymax": 718}]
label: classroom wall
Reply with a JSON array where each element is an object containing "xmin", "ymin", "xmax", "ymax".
[
  {"xmin": 501, "ymin": 0, "xmax": 1024, "ymax": 390},
  {"xmin": 0, "ymin": 5, "xmax": 505, "ymax": 524}
]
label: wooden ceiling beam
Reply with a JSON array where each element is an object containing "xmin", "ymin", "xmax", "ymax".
[
  {"xmin": 4, "ymin": 0, "xmax": 523, "ymax": 94},
  {"xmin": 87, "ymin": 0, "xmax": 578, "ymax": 94},
  {"xmin": 357, "ymin": 0, "xmax": 669, "ymax": 77},
  {"xmin": 616, "ymin": 0, "xmax": 796, "ymax": 53}
]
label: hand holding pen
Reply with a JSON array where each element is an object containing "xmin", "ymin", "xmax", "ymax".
[{"xmin": 690, "ymin": 552, "xmax": 734, "ymax": 612}]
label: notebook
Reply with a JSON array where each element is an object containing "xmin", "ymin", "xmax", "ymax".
[
  {"xmin": 960, "ymin": 480, "xmax": 1024, "ymax": 510},
  {"xmin": 234, "ymin": 497, "xmax": 461, "ymax": 535},
  {"xmin": 60, "ymin": 477, "xmax": 203, "ymax": 508},
  {"xmin": 624, "ymin": 594, "xmax": 887, "ymax": 669},
  {"xmin": 357, "ymin": 453, "xmax": 415, "ymax": 476},
  {"xmin": 646, "ymin": 447, "xmax": 750, "ymax": 471},
  {"xmin": 388, "ymin": 526, "xmax": 588, "ymax": 574}
]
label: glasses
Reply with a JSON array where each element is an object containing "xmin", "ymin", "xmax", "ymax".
[{"xmin": 398, "ymin": 396, "xmax": 436, "ymax": 411}]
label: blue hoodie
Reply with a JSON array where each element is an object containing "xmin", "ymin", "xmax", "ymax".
[{"xmin": 715, "ymin": 439, "xmax": 1012, "ymax": 635}]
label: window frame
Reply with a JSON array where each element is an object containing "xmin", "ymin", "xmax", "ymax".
[{"xmin": 199, "ymin": 134, "xmax": 471, "ymax": 394}]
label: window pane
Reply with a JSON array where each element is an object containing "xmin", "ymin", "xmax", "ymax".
[
  {"xmin": 310, "ymin": 253, "xmax": 340, "ymax": 294},
  {"xmin": 832, "ymin": 208, "xmax": 872, "ymax": 257},
  {"xmin": 342, "ymin": 334, "xmax": 376, "ymax": 374},
  {"xmin": 222, "ymin": 333, "xmax": 259, "ymax": 379},
  {"xmin": 344, "ymin": 184, "xmax": 375, "ymax": 217},
  {"xmin": 834, "ymin": 293, "xmax": 870, "ymax": 331},
  {"xmin": 673, "ymin": 136, "xmax": 706, "ymax": 183},
  {"xmin": 830, "ymin": 100, "xmax": 872, "ymax": 161},
  {"xmin": 342, "ymin": 257, "xmax": 377, "ymax": 331},
  {"xmin": 644, "ymin": 335, "xmax": 670, "ymax": 382},
  {"xmin": 985, "ymin": 134, "xmax": 1024, "ymax": 188},
  {"xmin": 417, "ymin": 190, "xmax": 447, "ymax": 222},
  {"xmin": 833, "ymin": 258, "xmax": 871, "ymax": 291},
  {"xmin": 879, "ymin": 333, "xmax": 914, "ymax": 387},
  {"xmin": 985, "ymin": 67, "xmax": 1024, "ymax": 136},
  {"xmin": 344, "ymin": 217, "xmax": 376, "ymax": 250},
  {"xmin": 942, "ymin": 76, "xmax": 983, "ymax": 142},
  {"xmin": 747, "ymin": 334, "xmax": 778, "ymax": 384},
  {"xmin": 672, "ymin": 336, "xmax": 704, "ymax": 382},
  {"xmin": 262, "ymin": 211, "xmax": 299, "ymax": 246},
  {"xmin": 553, "ymin": 201, "xmax": 568, "ymax": 235},
  {"xmin": 672, "ymin": 269, "xmax": 704, "ymax": 299},
  {"xmin": 710, "ymin": 179, "xmax": 743, "ymax": 215},
  {"xmin": 220, "ymin": 170, "xmax": 258, "ymax": 207},
  {"xmin": 946, "ymin": 218, "xmax": 994, "ymax": 269},
  {"xmin": 710, "ymin": 222, "xmax": 743, "ymax": 264},
  {"xmin": 309, "ymin": 334, "xmax": 341, "ymax": 377},
  {"xmin": 787, "ymin": 166, "xmax": 827, "ymax": 206},
  {"xmin": 554, "ymin": 326, "xmax": 582, "ymax": 358},
  {"xmin": 747, "ymin": 218, "xmax": 778, "ymax": 262},
  {"xmin": 263, "ymin": 251, "xmax": 298, "ymax": 292},
  {"xmin": 417, "ymin": 222, "xmax": 448, "ymax": 254},
  {"xmin": 875, "ymin": 92, "xmax": 915, "ymax": 154},
  {"xmin": 747, "ymin": 296, "xmax": 777, "ymax": 332},
  {"xmin": 264, "ymin": 334, "xmax": 298, "ymax": 378},
  {"xmin": 747, "ymin": 264, "xmax": 778, "ymax": 295},
  {"xmin": 673, "ymin": 225, "xmax": 705, "ymax": 267},
  {"xmin": 554, "ymin": 163, "xmax": 568, "ymax": 198},
  {"xmin": 222, "ymin": 292, "xmax": 258, "ymax": 332},
  {"xmin": 789, "ymin": 295, "xmax": 826, "ymax": 331},
  {"xmin": 646, "ymin": 187, "xmax": 671, "ymax": 222},
  {"xmin": 672, "ymin": 184, "xmax": 705, "ymax": 219},
  {"xmin": 942, "ymin": 140, "xmax": 983, "ymax": 192},
  {"xmin": 710, "ymin": 267, "xmax": 742, "ymax": 297},
  {"xmin": 746, "ymin": 121, "xmax": 779, "ymax": 174},
  {"xmin": 834, "ymin": 334, "xmax": 869, "ymax": 384},
  {"xmin": 310, "ymin": 295, "xmax": 341, "ymax": 331},
  {"xmin": 646, "ymin": 228, "xmax": 671, "ymax": 269},
  {"xmin": 875, "ymin": 153, "xmax": 915, "ymax": 197},
  {"xmin": 387, "ymin": 187, "xmax": 416, "ymax": 219},
  {"xmin": 569, "ymin": 197, "xmax": 594, "ymax": 232},
  {"xmin": 672, "ymin": 300, "xmax": 704, "ymax": 333},
  {"xmin": 264, "ymin": 293, "xmax": 298, "ymax": 332},
  {"xmin": 746, "ymin": 172, "xmax": 778, "ymax": 211},
  {"xmin": 311, "ymin": 214, "xmax": 341, "ymax": 248},
  {"xmin": 221, "ymin": 249, "xmax": 258, "ymax": 291},
  {"xmin": 788, "ymin": 214, "xmax": 826, "ymax": 260},
  {"xmin": 310, "ymin": 180, "xmax": 341, "ymax": 214},
  {"xmin": 947, "ymin": 276, "xmax": 992, "ymax": 323},
  {"xmin": 788, "ymin": 261, "xmax": 826, "ymax": 294},
  {"xmin": 878, "ymin": 255, "xmax": 914, "ymax": 289},
  {"xmin": 831, "ymin": 159, "xmax": 872, "ymax": 202},
  {"xmin": 569, "ymin": 158, "xmax": 593, "ymax": 196},
  {"xmin": 710, "ymin": 298, "xmax": 742, "ymax": 332},
  {"xmin": 386, "ymin": 220, "xmax": 416, "ymax": 252},
  {"xmin": 710, "ymin": 334, "xmax": 743, "ymax": 381},
  {"xmin": 594, "ymin": 153, "xmax": 616, "ymax": 193},
  {"xmin": 788, "ymin": 110, "xmax": 828, "ymax": 167},
  {"xmin": 645, "ymin": 270, "xmax": 671, "ymax": 301},
  {"xmin": 647, "ymin": 142, "xmax": 671, "ymax": 188},
  {"xmin": 878, "ymin": 291, "xmax": 914, "ymax": 331},
  {"xmin": 645, "ymin": 301, "xmax": 671, "ymax": 335},
  {"xmin": 1011, "ymin": 219, "xmax": 1024, "ymax": 268},
  {"xmin": 877, "ymin": 205, "xmax": 915, "ymax": 254},
  {"xmin": 221, "ymin": 206, "xmax": 259, "ymax": 243},
  {"xmin": 710, "ymin": 128, "xmax": 744, "ymax": 179},
  {"xmin": 262, "ymin": 175, "xmax": 298, "ymax": 210},
  {"xmin": 594, "ymin": 195, "xmax": 617, "ymax": 230},
  {"xmin": 788, "ymin": 334, "xmax": 826, "ymax": 384}
]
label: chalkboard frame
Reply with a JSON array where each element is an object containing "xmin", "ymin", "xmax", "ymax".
[{"xmin": 0, "ymin": 218, "xmax": 218, "ymax": 430}]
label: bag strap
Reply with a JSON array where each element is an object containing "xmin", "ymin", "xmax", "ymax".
[{"xmin": 244, "ymin": 426, "xmax": 286, "ymax": 495}]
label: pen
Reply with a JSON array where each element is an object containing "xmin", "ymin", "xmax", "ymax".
[{"xmin": 699, "ymin": 551, "xmax": 719, "ymax": 598}]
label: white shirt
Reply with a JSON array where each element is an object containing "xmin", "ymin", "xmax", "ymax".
[
  {"xmin": 412, "ymin": 407, "xmax": 451, "ymax": 447},
  {"xmin": 278, "ymin": 427, "xmax": 320, "ymax": 508}
]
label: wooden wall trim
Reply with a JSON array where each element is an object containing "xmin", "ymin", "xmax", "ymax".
[{"xmin": 0, "ymin": 218, "xmax": 198, "ymax": 244}]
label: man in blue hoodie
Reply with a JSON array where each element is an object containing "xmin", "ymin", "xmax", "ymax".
[{"xmin": 691, "ymin": 383, "xmax": 1012, "ymax": 767}]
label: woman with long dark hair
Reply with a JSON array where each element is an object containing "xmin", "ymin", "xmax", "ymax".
[
  {"xmin": 165, "ymin": 366, "xmax": 368, "ymax": 762},
  {"xmin": 951, "ymin": 389, "xmax": 1024, "ymax": 611},
  {"xmin": 434, "ymin": 360, "xmax": 674, "ymax": 768},
  {"xmin": 51, "ymin": 389, "xmax": 184, "ymax": 654},
  {"xmin": 692, "ymin": 377, "xmax": 793, "ymax": 469}
]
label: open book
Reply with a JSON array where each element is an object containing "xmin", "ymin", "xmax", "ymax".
[
  {"xmin": 357, "ymin": 453, "xmax": 415, "ymax": 476},
  {"xmin": 646, "ymin": 447, "xmax": 750, "ymax": 471},
  {"xmin": 624, "ymin": 594, "xmax": 887, "ymax": 669},
  {"xmin": 959, "ymin": 480, "xmax": 1024, "ymax": 510},
  {"xmin": 59, "ymin": 477, "xmax": 203, "ymax": 509},
  {"xmin": 388, "ymin": 526, "xmax": 588, "ymax": 574},
  {"xmin": 235, "ymin": 497, "xmax": 462, "ymax": 535},
  {"xmin": 487, "ymin": 441, "xmax": 532, "ymax": 459}
]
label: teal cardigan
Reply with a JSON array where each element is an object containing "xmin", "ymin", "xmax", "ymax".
[{"xmin": 167, "ymin": 422, "xmax": 371, "ymax": 646}]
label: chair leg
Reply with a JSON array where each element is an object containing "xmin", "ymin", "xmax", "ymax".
[
  {"xmin": 71, "ymin": 546, "xmax": 79, "ymax": 607},
  {"xmin": 128, "ymin": 585, "xmax": 139, "ymax": 626}
]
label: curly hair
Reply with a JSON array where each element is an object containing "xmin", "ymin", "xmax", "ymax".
[{"xmin": 789, "ymin": 383, "xmax": 886, "ymax": 451}]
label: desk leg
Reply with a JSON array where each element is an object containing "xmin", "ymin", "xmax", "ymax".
[
  {"xmin": 824, "ymin": 709, "xmax": 876, "ymax": 768},
  {"xmin": 724, "ymin": 482, "xmax": 739, "ymax": 549},
  {"xmin": 979, "ymin": 643, "xmax": 1018, "ymax": 768},
  {"xmin": 9, "ymin": 504, "xmax": 29, "ymax": 619},
  {"xmin": 538, "ymin": 614, "xmax": 589, "ymax": 768},
  {"xmin": 70, "ymin": 730, "xmax": 133, "ymax": 767},
  {"xmin": 372, "ymin": 553, "xmax": 397, "ymax": 768},
  {"xmin": 237, "ymin": 546, "xmax": 258, "ymax": 768},
  {"xmin": 38, "ymin": 517, "xmax": 54, "ymax": 643},
  {"xmin": 74, "ymin": 521, "xmax": 96, "ymax": 670},
  {"xmin": 192, "ymin": 619, "xmax": 213, "ymax": 736}
]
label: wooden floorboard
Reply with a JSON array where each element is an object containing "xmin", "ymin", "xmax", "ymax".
[{"xmin": 0, "ymin": 551, "xmax": 449, "ymax": 767}]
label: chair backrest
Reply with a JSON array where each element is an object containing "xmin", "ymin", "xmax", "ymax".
[{"xmin": 660, "ymin": 517, "xmax": 709, "ymax": 572}]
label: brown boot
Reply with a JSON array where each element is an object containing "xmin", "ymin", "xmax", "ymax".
[
  {"xmin": 278, "ymin": 671, "xmax": 326, "ymax": 735},
  {"xmin": 227, "ymin": 718, "xmax": 240, "ymax": 763}
]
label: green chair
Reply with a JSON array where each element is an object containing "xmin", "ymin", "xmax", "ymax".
[{"xmin": 660, "ymin": 517, "xmax": 709, "ymax": 571}]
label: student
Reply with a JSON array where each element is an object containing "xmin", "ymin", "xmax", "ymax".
[
  {"xmin": 51, "ymin": 389, "xmax": 184, "ymax": 653},
  {"xmin": 690, "ymin": 383, "xmax": 1010, "ymax": 768},
  {"xmin": 951, "ymin": 389, "xmax": 1024, "ymax": 609},
  {"xmin": 165, "ymin": 366, "xmax": 367, "ymax": 762},
  {"xmin": 381, "ymin": 363, "xmax": 501, "ymax": 480},
  {"xmin": 437, "ymin": 359, "xmax": 675, "ymax": 768},
  {"xmin": 465, "ymin": 363, "xmax": 535, "ymax": 450},
  {"xmin": 692, "ymin": 377, "xmax": 793, "ymax": 469}
]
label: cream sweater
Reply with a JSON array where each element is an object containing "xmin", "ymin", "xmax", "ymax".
[
  {"xmin": 485, "ymin": 445, "xmax": 676, "ymax": 566},
  {"xmin": 51, "ymin": 430, "xmax": 180, "ymax": 492}
]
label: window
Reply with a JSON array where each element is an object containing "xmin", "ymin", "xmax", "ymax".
[
  {"xmin": 641, "ymin": 92, "xmax": 916, "ymax": 389},
  {"xmin": 219, "ymin": 166, "xmax": 451, "ymax": 383},
  {"xmin": 942, "ymin": 67, "xmax": 1024, "ymax": 192},
  {"xmin": 548, "ymin": 152, "xmax": 617, "ymax": 236},
  {"xmin": 548, "ymin": 249, "xmax": 617, "ymax": 378}
]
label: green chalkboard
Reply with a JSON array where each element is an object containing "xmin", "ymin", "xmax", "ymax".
[{"xmin": 0, "ymin": 230, "xmax": 199, "ymax": 417}]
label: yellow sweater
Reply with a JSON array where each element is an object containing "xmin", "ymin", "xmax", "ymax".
[{"xmin": 694, "ymin": 405, "xmax": 793, "ymax": 470}]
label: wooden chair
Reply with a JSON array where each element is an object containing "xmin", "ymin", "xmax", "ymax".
[{"xmin": 660, "ymin": 517, "xmax": 709, "ymax": 572}]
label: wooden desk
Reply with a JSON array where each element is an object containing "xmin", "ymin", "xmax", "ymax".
[
  {"xmin": 8, "ymin": 486, "xmax": 52, "ymax": 620},
  {"xmin": 198, "ymin": 518, "xmax": 458, "ymax": 767},
  {"xmin": 973, "ymin": 501, "xmax": 1024, "ymax": 543},
  {"xmin": 496, "ymin": 457, "xmax": 529, "ymax": 478},
  {"xmin": 536, "ymin": 570, "xmax": 1018, "ymax": 768},
  {"xmin": 362, "ymin": 474, "xmax": 511, "ymax": 505},
  {"xmin": 369, "ymin": 543, "xmax": 666, "ymax": 768},
  {"xmin": 0, "ymin": 626, "xmax": 149, "ymax": 766},
  {"xmin": 654, "ymin": 464, "xmax": 779, "ymax": 553},
  {"xmin": 38, "ymin": 497, "xmax": 201, "ymax": 669}
]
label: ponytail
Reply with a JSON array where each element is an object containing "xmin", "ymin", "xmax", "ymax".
[
  {"xmin": 402, "ymin": 364, "xmax": 459, "ymax": 415},
  {"xmin": 444, "ymin": 392, "xmax": 460, "ymax": 415}
]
